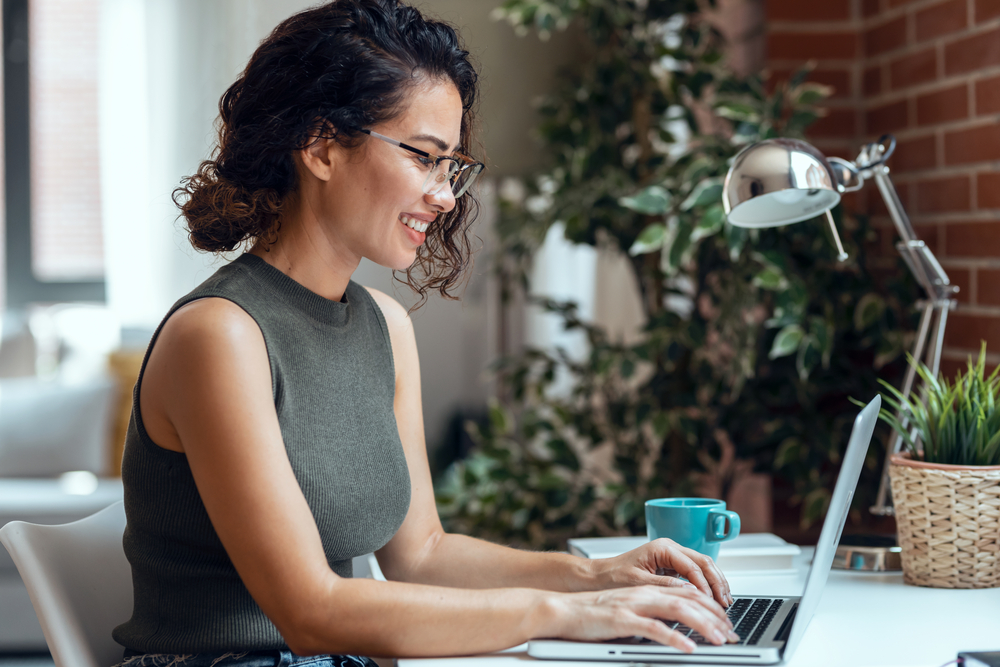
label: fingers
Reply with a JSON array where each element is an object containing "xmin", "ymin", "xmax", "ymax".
[
  {"xmin": 654, "ymin": 574, "xmax": 697, "ymax": 590},
  {"xmin": 656, "ymin": 588, "xmax": 739, "ymax": 646},
  {"xmin": 627, "ymin": 587, "xmax": 739, "ymax": 651},
  {"xmin": 559, "ymin": 585, "xmax": 739, "ymax": 653},
  {"xmin": 633, "ymin": 617, "xmax": 697, "ymax": 653},
  {"xmin": 652, "ymin": 541, "xmax": 733, "ymax": 608}
]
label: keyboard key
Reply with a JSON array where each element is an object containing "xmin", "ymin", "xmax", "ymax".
[
  {"xmin": 734, "ymin": 598, "xmax": 772, "ymax": 644},
  {"xmin": 748, "ymin": 599, "xmax": 784, "ymax": 645}
]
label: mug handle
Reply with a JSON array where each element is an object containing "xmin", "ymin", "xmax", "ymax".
[{"xmin": 707, "ymin": 510, "xmax": 741, "ymax": 542}]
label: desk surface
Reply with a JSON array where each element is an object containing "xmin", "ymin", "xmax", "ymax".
[{"xmin": 399, "ymin": 548, "xmax": 1000, "ymax": 667}]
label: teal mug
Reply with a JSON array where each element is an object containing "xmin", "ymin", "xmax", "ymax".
[{"xmin": 645, "ymin": 498, "xmax": 741, "ymax": 561}]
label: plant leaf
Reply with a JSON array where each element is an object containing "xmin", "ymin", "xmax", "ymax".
[
  {"xmin": 853, "ymin": 293, "xmax": 886, "ymax": 332},
  {"xmin": 690, "ymin": 204, "xmax": 726, "ymax": 242},
  {"xmin": 620, "ymin": 185, "xmax": 671, "ymax": 215},
  {"xmin": 753, "ymin": 267, "xmax": 787, "ymax": 291},
  {"xmin": 681, "ymin": 179, "xmax": 724, "ymax": 211},
  {"xmin": 629, "ymin": 222, "xmax": 667, "ymax": 256},
  {"xmin": 769, "ymin": 324, "xmax": 804, "ymax": 360}
]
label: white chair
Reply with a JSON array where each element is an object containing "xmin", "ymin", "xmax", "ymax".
[{"xmin": 0, "ymin": 500, "xmax": 131, "ymax": 667}]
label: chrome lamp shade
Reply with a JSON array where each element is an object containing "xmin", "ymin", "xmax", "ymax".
[{"xmin": 723, "ymin": 139, "xmax": 842, "ymax": 228}]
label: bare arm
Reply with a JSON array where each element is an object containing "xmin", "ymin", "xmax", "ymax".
[
  {"xmin": 141, "ymin": 297, "xmax": 734, "ymax": 658},
  {"xmin": 365, "ymin": 290, "xmax": 736, "ymax": 618}
]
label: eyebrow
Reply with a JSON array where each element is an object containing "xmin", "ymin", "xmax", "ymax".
[{"xmin": 408, "ymin": 134, "xmax": 456, "ymax": 154}]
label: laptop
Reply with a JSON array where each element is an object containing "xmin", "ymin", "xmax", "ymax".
[{"xmin": 527, "ymin": 394, "xmax": 881, "ymax": 665}]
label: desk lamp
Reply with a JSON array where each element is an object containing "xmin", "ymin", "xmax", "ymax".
[{"xmin": 722, "ymin": 135, "xmax": 959, "ymax": 571}]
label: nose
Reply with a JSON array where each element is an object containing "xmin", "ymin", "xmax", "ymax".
[{"xmin": 426, "ymin": 184, "xmax": 457, "ymax": 212}]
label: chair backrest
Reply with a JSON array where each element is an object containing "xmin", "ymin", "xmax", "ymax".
[{"xmin": 0, "ymin": 500, "xmax": 131, "ymax": 667}]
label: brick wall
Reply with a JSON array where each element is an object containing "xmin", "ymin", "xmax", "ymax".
[{"xmin": 767, "ymin": 0, "xmax": 1000, "ymax": 375}]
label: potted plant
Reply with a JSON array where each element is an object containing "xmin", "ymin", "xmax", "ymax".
[{"xmin": 877, "ymin": 344, "xmax": 1000, "ymax": 589}]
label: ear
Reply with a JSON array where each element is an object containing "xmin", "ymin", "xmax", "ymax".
[
  {"xmin": 297, "ymin": 120, "xmax": 350, "ymax": 183},
  {"xmin": 297, "ymin": 135, "xmax": 338, "ymax": 183}
]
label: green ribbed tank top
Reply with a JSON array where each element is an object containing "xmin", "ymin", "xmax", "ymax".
[{"xmin": 113, "ymin": 253, "xmax": 412, "ymax": 653}]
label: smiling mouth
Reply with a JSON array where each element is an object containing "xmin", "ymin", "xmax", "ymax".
[{"xmin": 400, "ymin": 214, "xmax": 430, "ymax": 234}]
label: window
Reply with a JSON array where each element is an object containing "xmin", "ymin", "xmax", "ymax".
[{"xmin": 3, "ymin": 0, "xmax": 105, "ymax": 308}]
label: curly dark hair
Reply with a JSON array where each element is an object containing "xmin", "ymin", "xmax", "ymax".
[{"xmin": 173, "ymin": 0, "xmax": 480, "ymax": 302}]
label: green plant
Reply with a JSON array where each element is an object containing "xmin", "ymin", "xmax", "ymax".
[
  {"xmin": 435, "ymin": 0, "xmax": 918, "ymax": 549},
  {"xmin": 874, "ymin": 344, "xmax": 1000, "ymax": 466}
]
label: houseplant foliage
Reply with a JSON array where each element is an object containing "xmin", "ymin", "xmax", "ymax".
[
  {"xmin": 435, "ymin": 0, "xmax": 917, "ymax": 549},
  {"xmin": 878, "ymin": 345, "xmax": 1000, "ymax": 588},
  {"xmin": 876, "ymin": 344, "xmax": 1000, "ymax": 466}
]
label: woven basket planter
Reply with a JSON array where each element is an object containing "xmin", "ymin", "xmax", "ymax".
[{"xmin": 889, "ymin": 454, "xmax": 1000, "ymax": 589}]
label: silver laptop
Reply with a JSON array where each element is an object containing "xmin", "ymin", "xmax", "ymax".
[{"xmin": 528, "ymin": 394, "xmax": 881, "ymax": 665}]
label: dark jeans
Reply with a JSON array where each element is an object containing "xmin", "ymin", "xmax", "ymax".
[{"xmin": 116, "ymin": 649, "xmax": 378, "ymax": 667}]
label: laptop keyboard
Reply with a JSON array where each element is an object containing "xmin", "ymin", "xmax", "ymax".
[{"xmin": 658, "ymin": 597, "xmax": 784, "ymax": 646}]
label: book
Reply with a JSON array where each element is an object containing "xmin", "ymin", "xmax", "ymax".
[{"xmin": 567, "ymin": 533, "xmax": 802, "ymax": 573}]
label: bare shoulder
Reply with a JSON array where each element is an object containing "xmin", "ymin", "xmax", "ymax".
[
  {"xmin": 159, "ymin": 297, "xmax": 264, "ymax": 351},
  {"xmin": 363, "ymin": 287, "xmax": 414, "ymax": 340},
  {"xmin": 142, "ymin": 297, "xmax": 271, "ymax": 452},
  {"xmin": 362, "ymin": 287, "xmax": 417, "ymax": 379}
]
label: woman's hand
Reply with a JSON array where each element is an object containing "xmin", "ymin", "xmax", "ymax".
[
  {"xmin": 545, "ymin": 584, "xmax": 740, "ymax": 653},
  {"xmin": 589, "ymin": 538, "xmax": 734, "ymax": 608}
]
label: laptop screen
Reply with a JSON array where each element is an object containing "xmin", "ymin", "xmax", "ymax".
[{"xmin": 781, "ymin": 395, "xmax": 880, "ymax": 657}]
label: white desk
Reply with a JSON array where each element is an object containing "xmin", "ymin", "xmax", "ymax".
[{"xmin": 399, "ymin": 549, "xmax": 1000, "ymax": 667}]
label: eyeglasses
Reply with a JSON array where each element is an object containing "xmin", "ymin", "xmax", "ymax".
[{"xmin": 360, "ymin": 129, "xmax": 484, "ymax": 198}]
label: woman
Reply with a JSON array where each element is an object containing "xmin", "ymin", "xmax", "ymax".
[{"xmin": 112, "ymin": 1, "xmax": 739, "ymax": 665}]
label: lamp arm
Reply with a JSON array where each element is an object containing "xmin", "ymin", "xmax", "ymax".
[
  {"xmin": 868, "ymin": 166, "xmax": 951, "ymax": 298},
  {"xmin": 860, "ymin": 164, "xmax": 959, "ymax": 516},
  {"xmin": 869, "ymin": 302, "xmax": 934, "ymax": 515}
]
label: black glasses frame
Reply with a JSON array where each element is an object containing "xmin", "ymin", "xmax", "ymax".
[{"xmin": 360, "ymin": 129, "xmax": 484, "ymax": 197}]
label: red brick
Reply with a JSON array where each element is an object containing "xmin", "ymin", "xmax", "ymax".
[
  {"xmin": 943, "ymin": 313, "xmax": 1000, "ymax": 351},
  {"xmin": 811, "ymin": 141, "xmax": 857, "ymax": 160},
  {"xmin": 768, "ymin": 0, "xmax": 851, "ymax": 21},
  {"xmin": 863, "ymin": 0, "xmax": 881, "ymax": 16},
  {"xmin": 945, "ymin": 27, "xmax": 1000, "ymax": 76},
  {"xmin": 945, "ymin": 124, "xmax": 1000, "ymax": 164},
  {"xmin": 977, "ymin": 0, "xmax": 1000, "ymax": 22},
  {"xmin": 864, "ymin": 66, "xmax": 882, "ymax": 96},
  {"xmin": 916, "ymin": 84, "xmax": 969, "ymax": 125},
  {"xmin": 948, "ymin": 267, "xmax": 971, "ymax": 304},
  {"xmin": 937, "ymin": 356, "xmax": 998, "ymax": 379},
  {"xmin": 808, "ymin": 109, "xmax": 857, "ymax": 137},
  {"xmin": 768, "ymin": 32, "xmax": 859, "ymax": 60},
  {"xmin": 914, "ymin": 175, "xmax": 971, "ymax": 212},
  {"xmin": 978, "ymin": 172, "xmax": 1000, "ymax": 208},
  {"xmin": 811, "ymin": 69, "xmax": 852, "ymax": 98},
  {"xmin": 890, "ymin": 49, "xmax": 938, "ymax": 89},
  {"xmin": 866, "ymin": 99, "xmax": 910, "ymax": 134},
  {"xmin": 937, "ymin": 358, "xmax": 963, "ymax": 379},
  {"xmin": 865, "ymin": 17, "xmax": 908, "ymax": 57},
  {"xmin": 876, "ymin": 222, "xmax": 939, "ymax": 256},
  {"xmin": 975, "ymin": 74, "xmax": 1000, "ymax": 114},
  {"xmin": 979, "ymin": 268, "xmax": 1000, "ymax": 305},
  {"xmin": 944, "ymin": 220, "xmax": 1000, "ymax": 256},
  {"xmin": 913, "ymin": 223, "xmax": 940, "ymax": 254},
  {"xmin": 892, "ymin": 134, "xmax": 938, "ymax": 171},
  {"xmin": 916, "ymin": 0, "xmax": 969, "ymax": 42}
]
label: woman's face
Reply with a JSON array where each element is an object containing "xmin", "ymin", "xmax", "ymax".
[{"xmin": 305, "ymin": 79, "xmax": 464, "ymax": 272}]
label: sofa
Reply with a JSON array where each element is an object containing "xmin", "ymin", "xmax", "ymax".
[{"xmin": 0, "ymin": 307, "xmax": 122, "ymax": 651}]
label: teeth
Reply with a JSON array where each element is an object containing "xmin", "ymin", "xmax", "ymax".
[{"xmin": 400, "ymin": 215, "xmax": 429, "ymax": 233}]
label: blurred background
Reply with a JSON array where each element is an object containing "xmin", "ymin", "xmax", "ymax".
[{"xmin": 0, "ymin": 0, "xmax": 999, "ymax": 656}]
